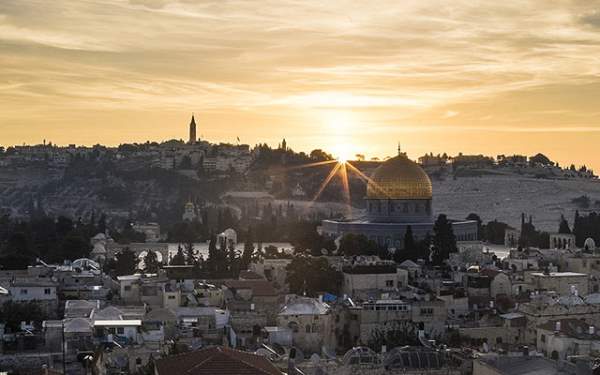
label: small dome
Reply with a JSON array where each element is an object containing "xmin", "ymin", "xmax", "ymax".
[
  {"xmin": 585, "ymin": 293, "xmax": 600, "ymax": 304},
  {"xmin": 558, "ymin": 294, "xmax": 585, "ymax": 306},
  {"xmin": 342, "ymin": 347, "xmax": 380, "ymax": 366},
  {"xmin": 367, "ymin": 154, "xmax": 432, "ymax": 200},
  {"xmin": 584, "ymin": 238, "xmax": 596, "ymax": 251}
]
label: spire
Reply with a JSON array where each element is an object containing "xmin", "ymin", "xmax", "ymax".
[
  {"xmin": 189, "ymin": 113, "xmax": 197, "ymax": 144},
  {"xmin": 397, "ymin": 142, "xmax": 406, "ymax": 157}
]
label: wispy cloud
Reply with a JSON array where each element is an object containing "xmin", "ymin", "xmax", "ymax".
[{"xmin": 2, "ymin": 0, "xmax": 600, "ymax": 167}]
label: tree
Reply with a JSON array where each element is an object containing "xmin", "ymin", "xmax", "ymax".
[
  {"xmin": 115, "ymin": 248, "xmax": 137, "ymax": 276},
  {"xmin": 484, "ymin": 220, "xmax": 510, "ymax": 244},
  {"xmin": 309, "ymin": 149, "xmax": 333, "ymax": 161},
  {"xmin": 114, "ymin": 223, "xmax": 146, "ymax": 244},
  {"xmin": 558, "ymin": 215, "xmax": 571, "ymax": 234},
  {"xmin": 431, "ymin": 214, "xmax": 457, "ymax": 266},
  {"xmin": 227, "ymin": 241, "xmax": 239, "ymax": 277},
  {"xmin": 0, "ymin": 301, "xmax": 47, "ymax": 332},
  {"xmin": 61, "ymin": 232, "xmax": 89, "ymax": 260},
  {"xmin": 205, "ymin": 235, "xmax": 218, "ymax": 274},
  {"xmin": 240, "ymin": 228, "xmax": 254, "ymax": 271},
  {"xmin": 529, "ymin": 153, "xmax": 553, "ymax": 166},
  {"xmin": 572, "ymin": 195, "xmax": 591, "ymax": 209},
  {"xmin": 338, "ymin": 233, "xmax": 381, "ymax": 257},
  {"xmin": 0, "ymin": 231, "xmax": 35, "ymax": 269},
  {"xmin": 170, "ymin": 244, "xmax": 186, "ymax": 266},
  {"xmin": 290, "ymin": 222, "xmax": 336, "ymax": 256},
  {"xmin": 143, "ymin": 251, "xmax": 160, "ymax": 273},
  {"xmin": 97, "ymin": 214, "xmax": 107, "ymax": 234},
  {"xmin": 394, "ymin": 226, "xmax": 416, "ymax": 263},
  {"xmin": 56, "ymin": 216, "xmax": 74, "ymax": 237},
  {"xmin": 285, "ymin": 256, "xmax": 342, "ymax": 296},
  {"xmin": 185, "ymin": 242, "xmax": 196, "ymax": 265}
]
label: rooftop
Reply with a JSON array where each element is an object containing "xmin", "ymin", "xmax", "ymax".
[
  {"xmin": 154, "ymin": 346, "xmax": 283, "ymax": 375},
  {"xmin": 93, "ymin": 320, "xmax": 142, "ymax": 327},
  {"xmin": 531, "ymin": 272, "xmax": 587, "ymax": 277},
  {"xmin": 478, "ymin": 356, "xmax": 571, "ymax": 375},
  {"xmin": 223, "ymin": 280, "xmax": 277, "ymax": 297},
  {"xmin": 279, "ymin": 296, "xmax": 330, "ymax": 316},
  {"xmin": 538, "ymin": 319, "xmax": 600, "ymax": 340}
]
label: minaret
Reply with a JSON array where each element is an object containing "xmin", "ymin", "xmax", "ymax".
[
  {"xmin": 397, "ymin": 142, "xmax": 406, "ymax": 157},
  {"xmin": 189, "ymin": 114, "xmax": 197, "ymax": 144}
]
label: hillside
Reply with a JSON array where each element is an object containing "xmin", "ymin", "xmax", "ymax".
[{"xmin": 432, "ymin": 176, "xmax": 600, "ymax": 231}]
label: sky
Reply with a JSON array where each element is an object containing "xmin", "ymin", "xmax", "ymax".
[{"xmin": 2, "ymin": 1, "xmax": 600, "ymax": 169}]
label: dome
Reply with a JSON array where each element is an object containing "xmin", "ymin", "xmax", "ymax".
[
  {"xmin": 366, "ymin": 154, "xmax": 432, "ymax": 200},
  {"xmin": 584, "ymin": 237, "xmax": 596, "ymax": 251}
]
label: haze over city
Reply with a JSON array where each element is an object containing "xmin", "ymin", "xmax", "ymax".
[{"xmin": 2, "ymin": 1, "xmax": 600, "ymax": 168}]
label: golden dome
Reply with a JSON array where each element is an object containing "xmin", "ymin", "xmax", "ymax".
[{"xmin": 366, "ymin": 154, "xmax": 432, "ymax": 200}]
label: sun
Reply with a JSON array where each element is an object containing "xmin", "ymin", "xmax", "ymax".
[{"xmin": 332, "ymin": 143, "xmax": 354, "ymax": 163}]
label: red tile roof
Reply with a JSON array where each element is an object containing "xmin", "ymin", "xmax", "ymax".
[{"xmin": 155, "ymin": 346, "xmax": 283, "ymax": 375}]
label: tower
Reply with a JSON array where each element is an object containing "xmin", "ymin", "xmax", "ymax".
[{"xmin": 189, "ymin": 114, "xmax": 197, "ymax": 144}]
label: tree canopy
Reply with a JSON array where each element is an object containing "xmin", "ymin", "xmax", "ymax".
[
  {"xmin": 431, "ymin": 214, "xmax": 457, "ymax": 266},
  {"xmin": 285, "ymin": 256, "xmax": 342, "ymax": 297}
]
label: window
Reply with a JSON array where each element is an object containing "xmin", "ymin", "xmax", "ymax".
[
  {"xmin": 116, "ymin": 327, "xmax": 125, "ymax": 335},
  {"xmin": 385, "ymin": 280, "xmax": 394, "ymax": 287},
  {"xmin": 20, "ymin": 289, "xmax": 28, "ymax": 295},
  {"xmin": 541, "ymin": 334, "xmax": 546, "ymax": 343},
  {"xmin": 305, "ymin": 325, "xmax": 311, "ymax": 333},
  {"xmin": 168, "ymin": 295, "xmax": 176, "ymax": 300},
  {"xmin": 420, "ymin": 308, "xmax": 434, "ymax": 316},
  {"xmin": 124, "ymin": 285, "xmax": 132, "ymax": 291},
  {"xmin": 44, "ymin": 288, "xmax": 51, "ymax": 295}
]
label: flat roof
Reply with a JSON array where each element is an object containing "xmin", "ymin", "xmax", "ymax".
[
  {"xmin": 531, "ymin": 272, "xmax": 587, "ymax": 277},
  {"xmin": 93, "ymin": 320, "xmax": 141, "ymax": 327}
]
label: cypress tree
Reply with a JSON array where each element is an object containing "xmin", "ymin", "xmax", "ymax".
[
  {"xmin": 431, "ymin": 214, "xmax": 457, "ymax": 266},
  {"xmin": 558, "ymin": 214, "xmax": 571, "ymax": 234}
]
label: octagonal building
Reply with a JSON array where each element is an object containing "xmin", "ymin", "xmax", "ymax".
[{"xmin": 320, "ymin": 150, "xmax": 477, "ymax": 250}]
